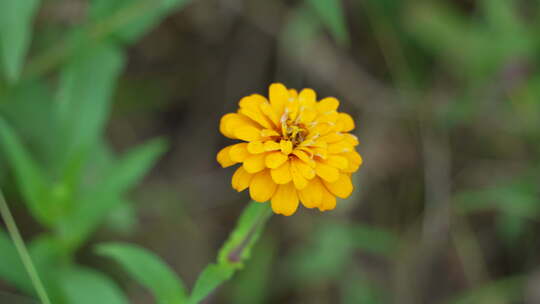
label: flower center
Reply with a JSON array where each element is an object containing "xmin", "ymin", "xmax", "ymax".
[{"xmin": 283, "ymin": 121, "xmax": 308, "ymax": 147}]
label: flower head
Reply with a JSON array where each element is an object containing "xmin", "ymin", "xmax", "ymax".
[{"xmin": 217, "ymin": 83, "xmax": 362, "ymax": 215}]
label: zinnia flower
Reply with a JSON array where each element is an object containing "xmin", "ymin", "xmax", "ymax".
[{"xmin": 217, "ymin": 83, "xmax": 362, "ymax": 215}]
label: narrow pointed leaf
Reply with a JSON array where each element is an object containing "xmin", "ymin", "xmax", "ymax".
[
  {"xmin": 0, "ymin": 229, "xmax": 32, "ymax": 293},
  {"xmin": 56, "ymin": 44, "xmax": 124, "ymax": 160},
  {"xmin": 96, "ymin": 243, "xmax": 188, "ymax": 304},
  {"xmin": 0, "ymin": 0, "xmax": 40, "ymax": 82},
  {"xmin": 306, "ymin": 0, "xmax": 349, "ymax": 45},
  {"xmin": 59, "ymin": 267, "xmax": 128, "ymax": 304},
  {"xmin": 96, "ymin": 138, "xmax": 167, "ymax": 194},
  {"xmin": 188, "ymin": 264, "xmax": 234, "ymax": 304},
  {"xmin": 0, "ymin": 118, "xmax": 51, "ymax": 225},
  {"xmin": 217, "ymin": 202, "xmax": 272, "ymax": 267},
  {"xmin": 57, "ymin": 139, "xmax": 166, "ymax": 250},
  {"xmin": 89, "ymin": 0, "xmax": 193, "ymax": 44}
]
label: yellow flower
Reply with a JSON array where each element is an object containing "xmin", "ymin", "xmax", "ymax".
[{"xmin": 217, "ymin": 83, "xmax": 362, "ymax": 216}]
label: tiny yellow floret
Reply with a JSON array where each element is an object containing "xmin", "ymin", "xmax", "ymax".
[{"xmin": 217, "ymin": 83, "xmax": 363, "ymax": 216}]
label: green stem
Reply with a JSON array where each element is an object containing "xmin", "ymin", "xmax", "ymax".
[
  {"xmin": 0, "ymin": 189, "xmax": 51, "ymax": 304},
  {"xmin": 225, "ymin": 206, "xmax": 272, "ymax": 263},
  {"xmin": 198, "ymin": 202, "xmax": 272, "ymax": 304}
]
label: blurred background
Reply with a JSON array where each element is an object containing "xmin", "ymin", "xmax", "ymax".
[{"xmin": 1, "ymin": 0, "xmax": 540, "ymax": 303}]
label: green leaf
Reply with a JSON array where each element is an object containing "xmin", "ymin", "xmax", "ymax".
[
  {"xmin": 217, "ymin": 202, "xmax": 272, "ymax": 267},
  {"xmin": 96, "ymin": 242, "xmax": 187, "ymax": 304},
  {"xmin": 89, "ymin": 0, "xmax": 193, "ymax": 45},
  {"xmin": 57, "ymin": 138, "xmax": 166, "ymax": 250},
  {"xmin": 0, "ymin": 118, "xmax": 52, "ymax": 226},
  {"xmin": 0, "ymin": 233, "xmax": 65, "ymax": 301},
  {"xmin": 58, "ymin": 267, "xmax": 128, "ymax": 304},
  {"xmin": 94, "ymin": 138, "xmax": 168, "ymax": 195},
  {"xmin": 0, "ymin": 229, "xmax": 32, "ymax": 293},
  {"xmin": 306, "ymin": 0, "xmax": 349, "ymax": 45},
  {"xmin": 0, "ymin": 81, "xmax": 59, "ymax": 169},
  {"xmin": 0, "ymin": 0, "xmax": 40, "ymax": 82},
  {"xmin": 188, "ymin": 264, "xmax": 235, "ymax": 304},
  {"xmin": 56, "ymin": 193, "xmax": 121, "ymax": 251},
  {"xmin": 56, "ymin": 43, "xmax": 124, "ymax": 162},
  {"xmin": 28, "ymin": 236, "xmax": 69, "ymax": 303},
  {"xmin": 190, "ymin": 203, "xmax": 272, "ymax": 304}
]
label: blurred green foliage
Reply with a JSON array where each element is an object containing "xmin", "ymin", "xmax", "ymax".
[{"xmin": 0, "ymin": 0, "xmax": 189, "ymax": 303}]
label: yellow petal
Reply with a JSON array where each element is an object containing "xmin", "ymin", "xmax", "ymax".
[
  {"xmin": 229, "ymin": 143, "xmax": 249, "ymax": 162},
  {"xmin": 337, "ymin": 113, "xmax": 355, "ymax": 132},
  {"xmin": 231, "ymin": 166, "xmax": 252, "ymax": 191},
  {"xmin": 280, "ymin": 140, "xmax": 293, "ymax": 155},
  {"xmin": 343, "ymin": 133, "xmax": 359, "ymax": 146},
  {"xmin": 342, "ymin": 151, "xmax": 363, "ymax": 173},
  {"xmin": 298, "ymin": 178, "xmax": 324, "ymax": 208},
  {"xmin": 348, "ymin": 150, "xmax": 363, "ymax": 164},
  {"xmin": 320, "ymin": 132, "xmax": 344, "ymax": 143},
  {"xmin": 271, "ymin": 183, "xmax": 299, "ymax": 216},
  {"xmin": 326, "ymin": 155, "xmax": 348, "ymax": 170},
  {"xmin": 293, "ymin": 150, "xmax": 315, "ymax": 167},
  {"xmin": 235, "ymin": 126, "xmax": 262, "ymax": 141},
  {"xmin": 243, "ymin": 153, "xmax": 266, "ymax": 173},
  {"xmin": 248, "ymin": 94, "xmax": 269, "ymax": 104},
  {"xmin": 271, "ymin": 161, "xmax": 292, "ymax": 184},
  {"xmin": 222, "ymin": 113, "xmax": 257, "ymax": 139},
  {"xmin": 315, "ymin": 162, "xmax": 339, "ymax": 182},
  {"xmin": 318, "ymin": 186, "xmax": 337, "ymax": 211},
  {"xmin": 239, "ymin": 95, "xmax": 263, "ymax": 110},
  {"xmin": 323, "ymin": 173, "xmax": 353, "ymax": 199},
  {"xmin": 312, "ymin": 147, "xmax": 328, "ymax": 159},
  {"xmin": 292, "ymin": 158, "xmax": 315, "ymax": 179},
  {"xmin": 298, "ymin": 107, "xmax": 317, "ymax": 124},
  {"xmin": 298, "ymin": 88, "xmax": 316, "ymax": 105},
  {"xmin": 317, "ymin": 97, "xmax": 339, "ymax": 113},
  {"xmin": 299, "ymin": 146, "xmax": 315, "ymax": 157},
  {"xmin": 216, "ymin": 145, "xmax": 236, "ymax": 168},
  {"xmin": 306, "ymin": 139, "xmax": 327, "ymax": 149},
  {"xmin": 238, "ymin": 95, "xmax": 273, "ymax": 129},
  {"xmin": 261, "ymin": 129, "xmax": 280, "ymax": 137},
  {"xmin": 247, "ymin": 141, "xmax": 265, "ymax": 154},
  {"xmin": 288, "ymin": 89, "xmax": 298, "ymax": 98},
  {"xmin": 259, "ymin": 102, "xmax": 280, "ymax": 126},
  {"xmin": 316, "ymin": 111, "xmax": 339, "ymax": 124},
  {"xmin": 291, "ymin": 161, "xmax": 308, "ymax": 189},
  {"xmin": 239, "ymin": 108, "xmax": 272, "ymax": 129},
  {"xmin": 269, "ymin": 83, "xmax": 289, "ymax": 115},
  {"xmin": 219, "ymin": 113, "xmax": 237, "ymax": 138},
  {"xmin": 249, "ymin": 170, "xmax": 277, "ymax": 202},
  {"xmin": 311, "ymin": 122, "xmax": 333, "ymax": 135},
  {"xmin": 264, "ymin": 141, "xmax": 281, "ymax": 151},
  {"xmin": 327, "ymin": 141, "xmax": 353, "ymax": 154},
  {"xmin": 265, "ymin": 151, "xmax": 288, "ymax": 169}
]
